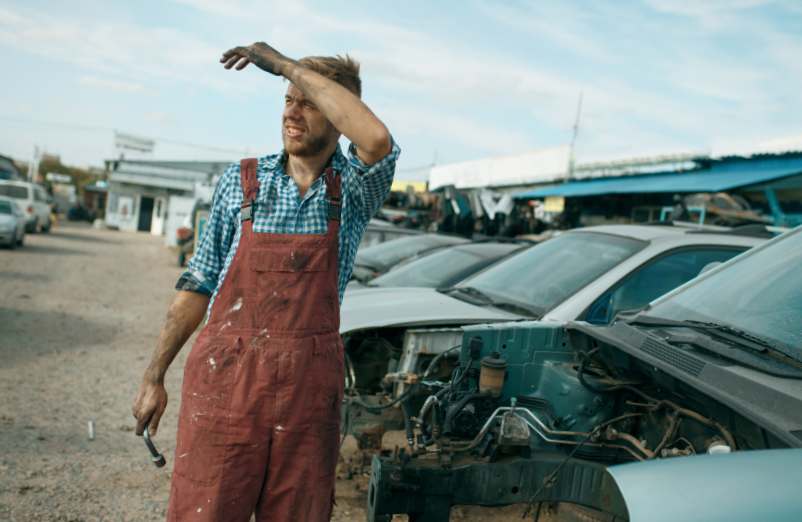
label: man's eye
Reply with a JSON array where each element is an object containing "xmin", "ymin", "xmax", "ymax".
[{"xmin": 303, "ymin": 102, "xmax": 316, "ymax": 110}]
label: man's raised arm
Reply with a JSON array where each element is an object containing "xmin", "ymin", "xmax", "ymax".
[{"xmin": 220, "ymin": 42, "xmax": 392, "ymax": 165}]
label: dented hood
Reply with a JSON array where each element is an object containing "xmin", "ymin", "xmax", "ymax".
[{"xmin": 339, "ymin": 287, "xmax": 518, "ymax": 334}]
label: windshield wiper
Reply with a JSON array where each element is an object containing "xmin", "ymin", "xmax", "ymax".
[
  {"xmin": 444, "ymin": 286, "xmax": 542, "ymax": 318},
  {"xmin": 627, "ymin": 315, "xmax": 802, "ymax": 368}
]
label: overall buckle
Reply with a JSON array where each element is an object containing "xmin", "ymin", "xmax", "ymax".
[{"xmin": 241, "ymin": 199, "xmax": 255, "ymax": 221}]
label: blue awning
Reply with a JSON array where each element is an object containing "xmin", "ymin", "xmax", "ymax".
[{"xmin": 515, "ymin": 157, "xmax": 802, "ymax": 199}]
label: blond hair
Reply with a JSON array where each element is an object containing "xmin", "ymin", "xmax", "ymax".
[{"xmin": 298, "ymin": 55, "xmax": 361, "ymax": 97}]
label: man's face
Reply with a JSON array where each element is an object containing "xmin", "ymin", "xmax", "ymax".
[{"xmin": 282, "ymin": 84, "xmax": 339, "ymax": 157}]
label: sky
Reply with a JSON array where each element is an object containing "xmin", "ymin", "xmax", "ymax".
[{"xmin": 2, "ymin": 0, "xmax": 802, "ymax": 180}]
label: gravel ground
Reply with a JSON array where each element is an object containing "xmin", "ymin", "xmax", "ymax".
[{"xmin": 0, "ymin": 223, "xmax": 560, "ymax": 522}]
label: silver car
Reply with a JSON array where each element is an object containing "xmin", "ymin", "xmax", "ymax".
[
  {"xmin": 340, "ymin": 225, "xmax": 768, "ymax": 440},
  {"xmin": 0, "ymin": 195, "xmax": 26, "ymax": 248}
]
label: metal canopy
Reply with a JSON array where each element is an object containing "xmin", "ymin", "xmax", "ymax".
[{"xmin": 515, "ymin": 157, "xmax": 802, "ymax": 199}]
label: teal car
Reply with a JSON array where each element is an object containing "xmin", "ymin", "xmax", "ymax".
[{"xmin": 367, "ymin": 225, "xmax": 802, "ymax": 521}]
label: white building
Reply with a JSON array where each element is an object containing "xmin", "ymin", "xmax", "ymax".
[{"xmin": 104, "ymin": 159, "xmax": 229, "ymax": 243}]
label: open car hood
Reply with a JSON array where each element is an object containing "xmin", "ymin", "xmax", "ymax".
[
  {"xmin": 340, "ymin": 287, "xmax": 519, "ymax": 334},
  {"xmin": 609, "ymin": 449, "xmax": 802, "ymax": 522}
]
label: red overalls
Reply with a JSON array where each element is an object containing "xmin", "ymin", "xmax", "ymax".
[{"xmin": 167, "ymin": 158, "xmax": 345, "ymax": 521}]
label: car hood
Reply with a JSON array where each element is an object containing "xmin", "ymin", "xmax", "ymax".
[
  {"xmin": 0, "ymin": 215, "xmax": 15, "ymax": 225},
  {"xmin": 609, "ymin": 449, "xmax": 802, "ymax": 522},
  {"xmin": 340, "ymin": 287, "xmax": 520, "ymax": 334}
]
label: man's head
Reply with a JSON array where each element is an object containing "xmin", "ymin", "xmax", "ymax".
[{"xmin": 282, "ymin": 55, "xmax": 361, "ymax": 158}]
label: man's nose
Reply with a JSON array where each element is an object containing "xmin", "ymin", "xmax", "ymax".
[{"xmin": 284, "ymin": 101, "xmax": 302, "ymax": 119}]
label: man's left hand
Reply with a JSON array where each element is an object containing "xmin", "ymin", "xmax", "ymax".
[{"xmin": 220, "ymin": 42, "xmax": 294, "ymax": 76}]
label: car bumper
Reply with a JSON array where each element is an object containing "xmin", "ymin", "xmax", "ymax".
[{"xmin": 366, "ymin": 453, "xmax": 627, "ymax": 521}]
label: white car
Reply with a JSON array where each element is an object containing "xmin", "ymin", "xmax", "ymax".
[
  {"xmin": 0, "ymin": 180, "xmax": 52, "ymax": 233},
  {"xmin": 0, "ymin": 195, "xmax": 26, "ymax": 248},
  {"xmin": 340, "ymin": 224, "xmax": 769, "ymax": 441}
]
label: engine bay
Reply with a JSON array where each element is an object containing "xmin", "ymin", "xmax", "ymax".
[{"xmin": 366, "ymin": 320, "xmax": 793, "ymax": 521}]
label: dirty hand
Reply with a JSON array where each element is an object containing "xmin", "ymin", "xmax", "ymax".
[
  {"xmin": 132, "ymin": 379, "xmax": 168, "ymax": 437},
  {"xmin": 220, "ymin": 42, "xmax": 294, "ymax": 76}
]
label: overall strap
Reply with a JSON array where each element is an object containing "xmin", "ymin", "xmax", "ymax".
[
  {"xmin": 239, "ymin": 158, "xmax": 259, "ymax": 221},
  {"xmin": 324, "ymin": 167, "xmax": 341, "ymax": 222}
]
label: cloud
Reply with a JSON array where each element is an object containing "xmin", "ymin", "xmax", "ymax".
[
  {"xmin": 0, "ymin": 4, "xmax": 254, "ymax": 95},
  {"xmin": 644, "ymin": 0, "xmax": 775, "ymax": 17},
  {"xmin": 79, "ymin": 75, "xmax": 146, "ymax": 93}
]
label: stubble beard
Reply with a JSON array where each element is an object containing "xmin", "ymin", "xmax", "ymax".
[{"xmin": 282, "ymin": 130, "xmax": 335, "ymax": 158}]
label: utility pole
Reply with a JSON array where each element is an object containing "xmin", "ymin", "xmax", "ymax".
[
  {"xmin": 29, "ymin": 145, "xmax": 40, "ymax": 182},
  {"xmin": 567, "ymin": 91, "xmax": 583, "ymax": 180}
]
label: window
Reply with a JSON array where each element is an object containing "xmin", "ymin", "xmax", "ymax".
[
  {"xmin": 0, "ymin": 185, "xmax": 28, "ymax": 199},
  {"xmin": 585, "ymin": 247, "xmax": 746, "ymax": 325},
  {"xmin": 460, "ymin": 232, "xmax": 646, "ymax": 316}
]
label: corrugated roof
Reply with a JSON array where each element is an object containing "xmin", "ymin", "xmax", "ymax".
[{"xmin": 515, "ymin": 157, "xmax": 802, "ymax": 199}]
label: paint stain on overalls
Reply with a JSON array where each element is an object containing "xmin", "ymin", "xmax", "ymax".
[{"xmin": 167, "ymin": 158, "xmax": 344, "ymax": 521}]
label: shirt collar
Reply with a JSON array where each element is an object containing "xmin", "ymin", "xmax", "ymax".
[{"xmin": 272, "ymin": 143, "xmax": 347, "ymax": 179}]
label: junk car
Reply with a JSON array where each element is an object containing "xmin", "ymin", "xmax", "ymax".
[
  {"xmin": 355, "ymin": 240, "xmax": 531, "ymax": 290},
  {"xmin": 340, "ymin": 224, "xmax": 770, "ymax": 447},
  {"xmin": 366, "ymin": 225, "xmax": 802, "ymax": 521},
  {"xmin": 351, "ymin": 233, "xmax": 469, "ymax": 284}
]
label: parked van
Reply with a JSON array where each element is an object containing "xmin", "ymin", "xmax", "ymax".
[{"xmin": 0, "ymin": 180, "xmax": 52, "ymax": 232}]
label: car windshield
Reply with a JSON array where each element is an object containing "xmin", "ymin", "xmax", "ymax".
[
  {"xmin": 644, "ymin": 227, "xmax": 802, "ymax": 351},
  {"xmin": 356, "ymin": 234, "xmax": 467, "ymax": 271},
  {"xmin": 371, "ymin": 243, "xmax": 520, "ymax": 288},
  {"xmin": 457, "ymin": 232, "xmax": 646, "ymax": 314},
  {"xmin": 0, "ymin": 200, "xmax": 12, "ymax": 214},
  {"xmin": 0, "ymin": 185, "xmax": 28, "ymax": 199}
]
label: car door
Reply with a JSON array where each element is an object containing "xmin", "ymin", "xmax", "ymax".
[{"xmin": 583, "ymin": 247, "xmax": 748, "ymax": 325}]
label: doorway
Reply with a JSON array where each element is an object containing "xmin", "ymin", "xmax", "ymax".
[{"xmin": 138, "ymin": 196, "xmax": 154, "ymax": 232}]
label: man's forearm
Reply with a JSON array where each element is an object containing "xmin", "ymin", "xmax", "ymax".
[
  {"xmin": 143, "ymin": 290, "xmax": 209, "ymax": 383},
  {"xmin": 284, "ymin": 63, "xmax": 391, "ymax": 163}
]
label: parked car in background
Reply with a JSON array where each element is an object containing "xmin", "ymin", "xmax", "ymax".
[
  {"xmin": 359, "ymin": 218, "xmax": 422, "ymax": 249},
  {"xmin": 0, "ymin": 196, "xmax": 25, "ymax": 248},
  {"xmin": 351, "ymin": 233, "xmax": 469, "ymax": 284},
  {"xmin": 367, "ymin": 225, "xmax": 802, "ymax": 521},
  {"xmin": 0, "ymin": 180, "xmax": 52, "ymax": 233},
  {"xmin": 341, "ymin": 224, "xmax": 770, "ymax": 446},
  {"xmin": 360, "ymin": 240, "xmax": 531, "ymax": 290}
]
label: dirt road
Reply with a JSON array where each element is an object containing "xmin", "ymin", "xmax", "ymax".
[{"xmin": 0, "ymin": 224, "xmax": 539, "ymax": 521}]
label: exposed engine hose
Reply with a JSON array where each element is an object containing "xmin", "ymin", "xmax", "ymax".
[{"xmin": 343, "ymin": 344, "xmax": 462, "ymax": 413}]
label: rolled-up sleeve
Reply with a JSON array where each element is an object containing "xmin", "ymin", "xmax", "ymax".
[
  {"xmin": 342, "ymin": 138, "xmax": 400, "ymax": 222},
  {"xmin": 175, "ymin": 164, "xmax": 239, "ymax": 295}
]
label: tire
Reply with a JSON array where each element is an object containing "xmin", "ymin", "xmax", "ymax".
[
  {"xmin": 8, "ymin": 235, "xmax": 16, "ymax": 250},
  {"xmin": 17, "ymin": 231, "xmax": 24, "ymax": 246}
]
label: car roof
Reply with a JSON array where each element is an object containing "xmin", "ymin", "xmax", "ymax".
[
  {"xmin": 452, "ymin": 241, "xmax": 527, "ymax": 257},
  {"xmin": 570, "ymin": 224, "xmax": 769, "ymax": 245},
  {"xmin": 0, "ymin": 180, "xmax": 34, "ymax": 187}
]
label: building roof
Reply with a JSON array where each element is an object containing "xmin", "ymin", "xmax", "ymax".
[
  {"xmin": 515, "ymin": 155, "xmax": 802, "ymax": 199},
  {"xmin": 106, "ymin": 159, "xmax": 230, "ymax": 191},
  {"xmin": 428, "ymin": 146, "xmax": 570, "ymax": 190}
]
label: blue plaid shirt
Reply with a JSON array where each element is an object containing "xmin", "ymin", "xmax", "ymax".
[{"xmin": 177, "ymin": 140, "xmax": 399, "ymax": 310}]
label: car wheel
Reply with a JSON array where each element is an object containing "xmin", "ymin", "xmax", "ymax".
[
  {"xmin": 17, "ymin": 231, "xmax": 24, "ymax": 246},
  {"xmin": 8, "ymin": 235, "xmax": 16, "ymax": 250}
]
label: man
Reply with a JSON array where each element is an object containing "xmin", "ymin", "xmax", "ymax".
[{"xmin": 132, "ymin": 42, "xmax": 399, "ymax": 521}]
